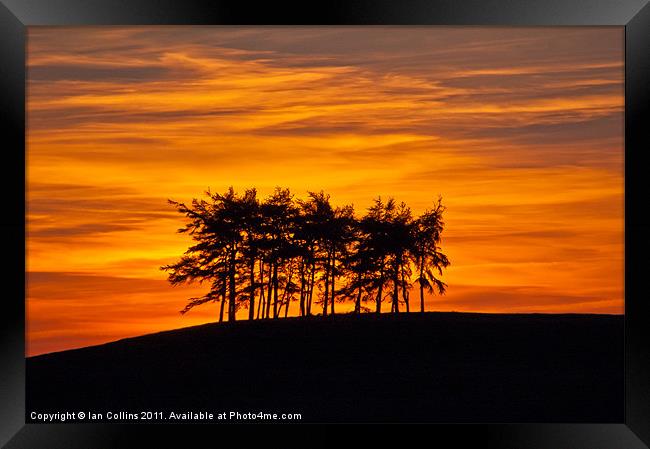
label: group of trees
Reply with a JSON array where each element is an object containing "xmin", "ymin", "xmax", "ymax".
[{"xmin": 162, "ymin": 187, "xmax": 450, "ymax": 322}]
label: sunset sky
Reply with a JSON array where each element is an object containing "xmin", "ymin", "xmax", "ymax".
[{"xmin": 27, "ymin": 27, "xmax": 624, "ymax": 356}]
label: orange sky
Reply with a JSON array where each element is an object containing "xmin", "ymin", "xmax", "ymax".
[{"xmin": 26, "ymin": 26, "xmax": 624, "ymax": 356}]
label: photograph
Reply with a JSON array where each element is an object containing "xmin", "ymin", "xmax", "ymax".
[{"xmin": 25, "ymin": 25, "xmax": 624, "ymax": 423}]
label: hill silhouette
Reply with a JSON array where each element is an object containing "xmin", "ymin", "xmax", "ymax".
[{"xmin": 27, "ymin": 312, "xmax": 622, "ymax": 423}]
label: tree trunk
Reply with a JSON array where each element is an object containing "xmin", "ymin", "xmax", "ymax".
[
  {"xmin": 376, "ymin": 273, "xmax": 383, "ymax": 314},
  {"xmin": 257, "ymin": 261, "xmax": 265, "ymax": 319},
  {"xmin": 283, "ymin": 263, "xmax": 294, "ymax": 318},
  {"xmin": 307, "ymin": 262, "xmax": 315, "ymax": 315},
  {"xmin": 265, "ymin": 262, "xmax": 273, "ymax": 318},
  {"xmin": 248, "ymin": 258, "xmax": 255, "ymax": 321},
  {"xmin": 355, "ymin": 272, "xmax": 362, "ymax": 313},
  {"xmin": 392, "ymin": 258, "xmax": 400, "ymax": 313},
  {"xmin": 219, "ymin": 281, "xmax": 226, "ymax": 322},
  {"xmin": 419, "ymin": 260, "xmax": 425, "ymax": 313},
  {"xmin": 299, "ymin": 260, "xmax": 306, "ymax": 317},
  {"xmin": 228, "ymin": 249, "xmax": 237, "ymax": 322},
  {"xmin": 322, "ymin": 254, "xmax": 330, "ymax": 316},
  {"xmin": 402, "ymin": 264, "xmax": 410, "ymax": 313},
  {"xmin": 272, "ymin": 261, "xmax": 279, "ymax": 319},
  {"xmin": 330, "ymin": 255, "xmax": 335, "ymax": 315}
]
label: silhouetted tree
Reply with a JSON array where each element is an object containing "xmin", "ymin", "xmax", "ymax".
[
  {"xmin": 358, "ymin": 198, "xmax": 393, "ymax": 314},
  {"xmin": 260, "ymin": 188, "xmax": 298, "ymax": 319},
  {"xmin": 386, "ymin": 201, "xmax": 414, "ymax": 314},
  {"xmin": 297, "ymin": 191, "xmax": 335, "ymax": 316},
  {"xmin": 163, "ymin": 186, "xmax": 449, "ymax": 321},
  {"xmin": 237, "ymin": 188, "xmax": 262, "ymax": 321},
  {"xmin": 339, "ymin": 219, "xmax": 376, "ymax": 313},
  {"xmin": 412, "ymin": 197, "xmax": 450, "ymax": 313},
  {"xmin": 162, "ymin": 192, "xmax": 235, "ymax": 320},
  {"xmin": 213, "ymin": 187, "xmax": 246, "ymax": 322}
]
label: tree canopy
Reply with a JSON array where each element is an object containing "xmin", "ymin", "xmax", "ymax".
[{"xmin": 162, "ymin": 187, "xmax": 450, "ymax": 321}]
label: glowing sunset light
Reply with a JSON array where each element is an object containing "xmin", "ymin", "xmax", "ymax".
[{"xmin": 27, "ymin": 26, "xmax": 624, "ymax": 356}]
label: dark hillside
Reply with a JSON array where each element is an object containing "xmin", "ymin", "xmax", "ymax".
[{"xmin": 27, "ymin": 312, "xmax": 623, "ymax": 423}]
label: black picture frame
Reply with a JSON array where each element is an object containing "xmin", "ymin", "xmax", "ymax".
[{"xmin": 1, "ymin": 0, "xmax": 648, "ymax": 447}]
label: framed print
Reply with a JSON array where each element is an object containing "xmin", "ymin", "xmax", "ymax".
[{"xmin": 1, "ymin": 0, "xmax": 649, "ymax": 447}]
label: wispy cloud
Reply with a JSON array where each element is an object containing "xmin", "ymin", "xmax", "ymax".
[{"xmin": 27, "ymin": 26, "xmax": 624, "ymax": 355}]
